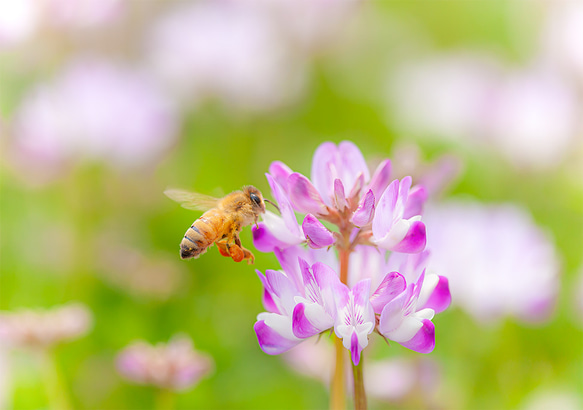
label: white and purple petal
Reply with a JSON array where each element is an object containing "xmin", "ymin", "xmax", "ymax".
[
  {"xmin": 255, "ymin": 314, "xmax": 301, "ymax": 355},
  {"xmin": 399, "ymin": 319, "xmax": 435, "ymax": 354}
]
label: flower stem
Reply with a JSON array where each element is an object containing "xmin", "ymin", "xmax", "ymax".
[
  {"xmin": 41, "ymin": 350, "xmax": 72, "ymax": 410},
  {"xmin": 330, "ymin": 336, "xmax": 346, "ymax": 410},
  {"xmin": 352, "ymin": 357, "xmax": 367, "ymax": 410},
  {"xmin": 155, "ymin": 388, "xmax": 175, "ymax": 410}
]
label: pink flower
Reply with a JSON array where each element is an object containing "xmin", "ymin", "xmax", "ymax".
[
  {"xmin": 146, "ymin": 0, "xmax": 305, "ymax": 111},
  {"xmin": 253, "ymin": 141, "xmax": 449, "ymax": 363},
  {"xmin": 371, "ymin": 177, "xmax": 427, "ymax": 253},
  {"xmin": 334, "ymin": 279, "xmax": 375, "ymax": 365},
  {"xmin": 0, "ymin": 303, "xmax": 92, "ymax": 349},
  {"xmin": 10, "ymin": 57, "xmax": 178, "ymax": 181},
  {"xmin": 116, "ymin": 334, "xmax": 213, "ymax": 391},
  {"xmin": 425, "ymin": 200, "xmax": 560, "ymax": 323}
]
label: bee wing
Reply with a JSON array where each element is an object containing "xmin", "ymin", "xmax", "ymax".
[{"xmin": 164, "ymin": 189, "xmax": 220, "ymax": 212}]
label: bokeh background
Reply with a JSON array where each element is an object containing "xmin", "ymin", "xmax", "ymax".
[{"xmin": 1, "ymin": 1, "xmax": 582, "ymax": 409}]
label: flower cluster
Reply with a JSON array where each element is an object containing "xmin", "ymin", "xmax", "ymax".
[
  {"xmin": 116, "ymin": 334, "xmax": 213, "ymax": 391},
  {"xmin": 252, "ymin": 141, "xmax": 450, "ymax": 365},
  {"xmin": 0, "ymin": 303, "xmax": 92, "ymax": 349}
]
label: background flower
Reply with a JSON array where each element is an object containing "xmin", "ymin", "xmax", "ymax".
[{"xmin": 425, "ymin": 200, "xmax": 561, "ymax": 323}]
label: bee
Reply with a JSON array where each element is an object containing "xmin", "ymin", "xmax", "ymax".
[{"xmin": 164, "ymin": 186, "xmax": 277, "ymax": 264}]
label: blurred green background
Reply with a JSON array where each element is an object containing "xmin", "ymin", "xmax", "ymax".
[{"xmin": 1, "ymin": 1, "xmax": 582, "ymax": 409}]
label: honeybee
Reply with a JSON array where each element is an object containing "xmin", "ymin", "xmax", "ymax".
[{"xmin": 164, "ymin": 186, "xmax": 276, "ymax": 264}]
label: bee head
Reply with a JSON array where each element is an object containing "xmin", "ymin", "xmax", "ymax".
[{"xmin": 244, "ymin": 186, "xmax": 266, "ymax": 214}]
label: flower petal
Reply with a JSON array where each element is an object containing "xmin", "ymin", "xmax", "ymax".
[
  {"xmin": 252, "ymin": 223, "xmax": 289, "ymax": 252},
  {"xmin": 372, "ymin": 179, "xmax": 399, "ymax": 239},
  {"xmin": 292, "ymin": 302, "xmax": 333, "ymax": 338},
  {"xmin": 254, "ymin": 317, "xmax": 300, "ymax": 355},
  {"xmin": 403, "ymin": 185, "xmax": 428, "ymax": 219},
  {"xmin": 399, "ymin": 319, "xmax": 435, "ymax": 354},
  {"xmin": 333, "ymin": 179, "xmax": 348, "ymax": 211},
  {"xmin": 269, "ymin": 161, "xmax": 293, "ymax": 191},
  {"xmin": 266, "ymin": 174, "xmax": 302, "ymax": 239},
  {"xmin": 367, "ymin": 159, "xmax": 392, "ymax": 202},
  {"xmin": 370, "ymin": 272, "xmax": 407, "ymax": 314},
  {"xmin": 302, "ymin": 214, "xmax": 334, "ymax": 249},
  {"xmin": 392, "ymin": 220, "xmax": 427, "ymax": 253},
  {"xmin": 311, "ymin": 142, "xmax": 337, "ymax": 200},
  {"xmin": 351, "ymin": 189, "xmax": 375, "ymax": 227},
  {"xmin": 288, "ymin": 172, "xmax": 329, "ymax": 215},
  {"xmin": 338, "ymin": 141, "xmax": 370, "ymax": 191},
  {"xmin": 421, "ymin": 275, "xmax": 451, "ymax": 314},
  {"xmin": 350, "ymin": 331, "xmax": 361, "ymax": 365},
  {"xmin": 256, "ymin": 270, "xmax": 279, "ymax": 314}
]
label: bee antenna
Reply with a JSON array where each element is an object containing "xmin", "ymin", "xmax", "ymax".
[{"xmin": 264, "ymin": 199, "xmax": 280, "ymax": 214}]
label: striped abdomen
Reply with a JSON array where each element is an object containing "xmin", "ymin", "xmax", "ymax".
[{"xmin": 180, "ymin": 209, "xmax": 226, "ymax": 259}]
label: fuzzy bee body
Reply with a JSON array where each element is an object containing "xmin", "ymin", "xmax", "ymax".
[{"xmin": 166, "ymin": 186, "xmax": 267, "ymax": 264}]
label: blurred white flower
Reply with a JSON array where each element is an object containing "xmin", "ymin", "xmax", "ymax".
[
  {"xmin": 0, "ymin": 0, "xmax": 38, "ymax": 49},
  {"xmin": 250, "ymin": 0, "xmax": 361, "ymax": 54},
  {"xmin": 0, "ymin": 303, "xmax": 92, "ymax": 349},
  {"xmin": 486, "ymin": 67, "xmax": 579, "ymax": 169},
  {"xmin": 388, "ymin": 53, "xmax": 500, "ymax": 143},
  {"xmin": 387, "ymin": 54, "xmax": 580, "ymax": 169},
  {"xmin": 425, "ymin": 200, "xmax": 561, "ymax": 323},
  {"xmin": 540, "ymin": 1, "xmax": 583, "ymax": 83},
  {"xmin": 116, "ymin": 334, "xmax": 213, "ymax": 391},
  {"xmin": 146, "ymin": 0, "xmax": 306, "ymax": 112},
  {"xmin": 10, "ymin": 57, "xmax": 178, "ymax": 180}
]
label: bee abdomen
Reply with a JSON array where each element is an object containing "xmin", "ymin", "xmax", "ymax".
[{"xmin": 179, "ymin": 211, "xmax": 223, "ymax": 259}]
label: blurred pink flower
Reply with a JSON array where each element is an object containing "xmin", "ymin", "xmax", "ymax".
[
  {"xmin": 387, "ymin": 55, "xmax": 580, "ymax": 169},
  {"xmin": 388, "ymin": 53, "xmax": 500, "ymax": 143},
  {"xmin": 10, "ymin": 57, "xmax": 178, "ymax": 180},
  {"xmin": 485, "ymin": 67, "xmax": 579, "ymax": 169},
  {"xmin": 425, "ymin": 200, "xmax": 560, "ymax": 323},
  {"xmin": 146, "ymin": 0, "xmax": 306, "ymax": 112},
  {"xmin": 0, "ymin": 303, "xmax": 92, "ymax": 349},
  {"xmin": 116, "ymin": 334, "xmax": 213, "ymax": 391},
  {"xmin": 97, "ymin": 243, "xmax": 186, "ymax": 301},
  {"xmin": 283, "ymin": 340, "xmax": 441, "ymax": 404},
  {"xmin": 44, "ymin": 0, "xmax": 124, "ymax": 30}
]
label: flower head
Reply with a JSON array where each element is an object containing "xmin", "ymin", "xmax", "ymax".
[
  {"xmin": 425, "ymin": 200, "xmax": 559, "ymax": 323},
  {"xmin": 0, "ymin": 303, "xmax": 92, "ymax": 349},
  {"xmin": 116, "ymin": 334, "xmax": 213, "ymax": 391},
  {"xmin": 253, "ymin": 141, "xmax": 449, "ymax": 366}
]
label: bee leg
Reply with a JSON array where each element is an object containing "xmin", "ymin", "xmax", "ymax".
[
  {"xmin": 231, "ymin": 234, "xmax": 255, "ymax": 264},
  {"xmin": 216, "ymin": 241, "xmax": 231, "ymax": 258},
  {"xmin": 228, "ymin": 244, "xmax": 245, "ymax": 263}
]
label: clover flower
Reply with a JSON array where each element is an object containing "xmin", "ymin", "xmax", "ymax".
[
  {"xmin": 0, "ymin": 303, "xmax": 92, "ymax": 349},
  {"xmin": 10, "ymin": 57, "xmax": 178, "ymax": 183},
  {"xmin": 116, "ymin": 334, "xmax": 213, "ymax": 391},
  {"xmin": 424, "ymin": 200, "xmax": 560, "ymax": 323},
  {"xmin": 252, "ymin": 141, "xmax": 451, "ymax": 407}
]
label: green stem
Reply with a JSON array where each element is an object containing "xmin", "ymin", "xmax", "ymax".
[
  {"xmin": 155, "ymin": 388, "xmax": 175, "ymax": 410},
  {"xmin": 41, "ymin": 349, "xmax": 72, "ymax": 410},
  {"xmin": 352, "ymin": 358, "xmax": 367, "ymax": 410}
]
